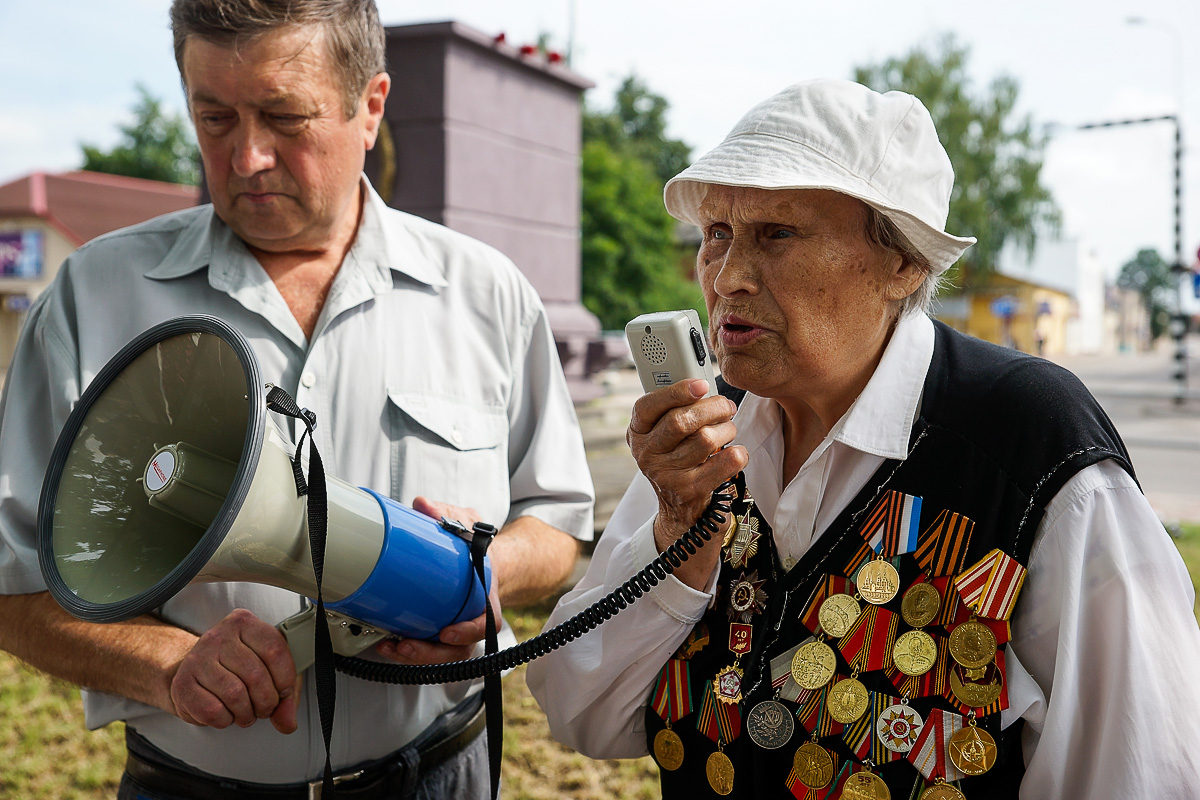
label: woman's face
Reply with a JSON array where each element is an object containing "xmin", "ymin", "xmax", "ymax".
[{"xmin": 696, "ymin": 186, "xmax": 921, "ymax": 404}]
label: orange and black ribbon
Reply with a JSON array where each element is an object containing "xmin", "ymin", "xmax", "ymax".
[
  {"xmin": 837, "ymin": 605, "xmax": 898, "ymax": 673},
  {"xmin": 697, "ymin": 678, "xmax": 742, "ymax": 744},
  {"xmin": 914, "ymin": 509, "xmax": 975, "ymax": 577}
]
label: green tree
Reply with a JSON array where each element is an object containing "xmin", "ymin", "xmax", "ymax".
[
  {"xmin": 855, "ymin": 35, "xmax": 1059, "ymax": 290},
  {"xmin": 1117, "ymin": 248, "xmax": 1173, "ymax": 340},
  {"xmin": 581, "ymin": 76, "xmax": 702, "ymax": 330},
  {"xmin": 81, "ymin": 85, "xmax": 199, "ymax": 186}
]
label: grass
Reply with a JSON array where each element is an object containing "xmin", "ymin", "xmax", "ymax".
[
  {"xmin": 0, "ymin": 600, "xmax": 659, "ymax": 800},
  {"xmin": 3, "ymin": 525, "xmax": 1199, "ymax": 800}
]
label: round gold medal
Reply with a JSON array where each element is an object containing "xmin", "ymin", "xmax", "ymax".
[
  {"xmin": 791, "ymin": 640, "xmax": 836, "ymax": 690},
  {"xmin": 793, "ymin": 740, "xmax": 834, "ymax": 789},
  {"xmin": 901, "ymin": 581, "xmax": 941, "ymax": 628},
  {"xmin": 827, "ymin": 676, "xmax": 870, "ymax": 724},
  {"xmin": 948, "ymin": 620, "xmax": 997, "ymax": 669},
  {"xmin": 892, "ymin": 629, "xmax": 938, "ymax": 676},
  {"xmin": 819, "ymin": 593, "xmax": 860, "ymax": 638},
  {"xmin": 920, "ymin": 780, "xmax": 968, "ymax": 800},
  {"xmin": 948, "ymin": 724, "xmax": 998, "ymax": 776},
  {"xmin": 706, "ymin": 750, "xmax": 735, "ymax": 795},
  {"xmin": 840, "ymin": 770, "xmax": 891, "ymax": 800},
  {"xmin": 653, "ymin": 728, "xmax": 684, "ymax": 771},
  {"xmin": 950, "ymin": 664, "xmax": 1005, "ymax": 708},
  {"xmin": 857, "ymin": 559, "xmax": 900, "ymax": 605}
]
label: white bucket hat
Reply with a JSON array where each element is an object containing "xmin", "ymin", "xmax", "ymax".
[{"xmin": 664, "ymin": 79, "xmax": 975, "ymax": 275}]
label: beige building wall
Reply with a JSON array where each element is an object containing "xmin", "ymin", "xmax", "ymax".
[{"xmin": 0, "ymin": 217, "xmax": 73, "ymax": 370}]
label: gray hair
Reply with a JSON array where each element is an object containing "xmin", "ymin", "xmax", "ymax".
[
  {"xmin": 863, "ymin": 205, "xmax": 941, "ymax": 317},
  {"xmin": 170, "ymin": 0, "xmax": 386, "ymax": 118}
]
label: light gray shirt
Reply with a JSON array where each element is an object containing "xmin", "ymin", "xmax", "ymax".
[{"xmin": 0, "ymin": 180, "xmax": 594, "ymax": 781}]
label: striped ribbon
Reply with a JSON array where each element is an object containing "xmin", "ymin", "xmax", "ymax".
[
  {"xmin": 651, "ymin": 659, "xmax": 694, "ymax": 723},
  {"xmin": 837, "ymin": 604, "xmax": 898, "ymax": 673},
  {"xmin": 696, "ymin": 679, "xmax": 741, "ymax": 744},
  {"xmin": 907, "ymin": 708, "xmax": 967, "ymax": 782},
  {"xmin": 914, "ymin": 509, "xmax": 975, "ymax": 577},
  {"xmin": 953, "ymin": 548, "xmax": 1027, "ymax": 621},
  {"xmin": 860, "ymin": 490, "xmax": 924, "ymax": 557},
  {"xmin": 841, "ymin": 691, "xmax": 900, "ymax": 763},
  {"xmin": 797, "ymin": 683, "xmax": 844, "ymax": 737},
  {"xmin": 771, "ymin": 640, "xmax": 811, "ymax": 703},
  {"xmin": 799, "ymin": 576, "xmax": 856, "ymax": 634},
  {"xmin": 931, "ymin": 576, "xmax": 960, "ymax": 628}
]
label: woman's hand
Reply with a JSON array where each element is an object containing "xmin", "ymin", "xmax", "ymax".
[{"xmin": 627, "ymin": 378, "xmax": 748, "ymax": 590}]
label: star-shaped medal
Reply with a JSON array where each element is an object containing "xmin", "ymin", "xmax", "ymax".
[
  {"xmin": 726, "ymin": 570, "xmax": 768, "ymax": 623},
  {"xmin": 725, "ymin": 513, "xmax": 762, "ymax": 568}
]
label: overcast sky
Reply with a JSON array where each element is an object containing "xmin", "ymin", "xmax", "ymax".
[{"xmin": 3, "ymin": 0, "xmax": 1197, "ymax": 280}]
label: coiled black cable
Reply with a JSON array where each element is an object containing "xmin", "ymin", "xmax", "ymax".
[{"xmin": 335, "ymin": 479, "xmax": 737, "ymax": 685}]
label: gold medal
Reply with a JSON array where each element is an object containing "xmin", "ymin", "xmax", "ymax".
[
  {"xmin": 901, "ymin": 581, "xmax": 941, "ymax": 628},
  {"xmin": 793, "ymin": 740, "xmax": 834, "ymax": 789},
  {"xmin": 948, "ymin": 722, "xmax": 997, "ymax": 776},
  {"xmin": 841, "ymin": 769, "xmax": 891, "ymax": 799},
  {"xmin": 892, "ymin": 629, "xmax": 938, "ymax": 677},
  {"xmin": 818, "ymin": 592, "xmax": 861, "ymax": 638},
  {"xmin": 706, "ymin": 749, "xmax": 735, "ymax": 795},
  {"xmin": 919, "ymin": 779, "xmax": 967, "ymax": 800},
  {"xmin": 725, "ymin": 513, "xmax": 761, "ymax": 568},
  {"xmin": 857, "ymin": 558, "xmax": 900, "ymax": 605},
  {"xmin": 948, "ymin": 619, "xmax": 997, "ymax": 669},
  {"xmin": 746, "ymin": 699, "xmax": 794, "ymax": 750},
  {"xmin": 653, "ymin": 727, "xmax": 684, "ymax": 771},
  {"xmin": 827, "ymin": 675, "xmax": 870, "ymax": 724},
  {"xmin": 713, "ymin": 663, "xmax": 744, "ymax": 705},
  {"xmin": 791, "ymin": 640, "xmax": 837, "ymax": 690},
  {"xmin": 950, "ymin": 663, "xmax": 1004, "ymax": 708}
]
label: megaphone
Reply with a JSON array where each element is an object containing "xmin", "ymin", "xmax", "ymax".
[{"xmin": 36, "ymin": 316, "xmax": 491, "ymax": 659}]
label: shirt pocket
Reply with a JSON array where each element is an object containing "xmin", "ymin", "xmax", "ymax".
[{"xmin": 385, "ymin": 390, "xmax": 510, "ymax": 519}]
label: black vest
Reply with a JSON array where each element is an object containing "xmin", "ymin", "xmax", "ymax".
[{"xmin": 645, "ymin": 321, "xmax": 1135, "ymax": 799}]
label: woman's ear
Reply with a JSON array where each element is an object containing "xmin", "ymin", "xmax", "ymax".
[{"xmin": 884, "ymin": 253, "xmax": 924, "ymax": 302}]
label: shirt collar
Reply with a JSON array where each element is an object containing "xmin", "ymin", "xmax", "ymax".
[
  {"xmin": 732, "ymin": 312, "xmax": 934, "ymax": 462},
  {"xmin": 143, "ymin": 176, "xmax": 450, "ymax": 290}
]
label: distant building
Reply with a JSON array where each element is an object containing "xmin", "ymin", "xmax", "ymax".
[{"xmin": 0, "ymin": 170, "xmax": 199, "ymax": 369}]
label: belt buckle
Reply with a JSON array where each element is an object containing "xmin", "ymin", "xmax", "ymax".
[{"xmin": 307, "ymin": 769, "xmax": 365, "ymax": 800}]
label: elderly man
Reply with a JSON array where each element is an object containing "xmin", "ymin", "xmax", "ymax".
[
  {"xmin": 0, "ymin": 1, "xmax": 593, "ymax": 798},
  {"xmin": 528, "ymin": 80, "xmax": 1200, "ymax": 799}
]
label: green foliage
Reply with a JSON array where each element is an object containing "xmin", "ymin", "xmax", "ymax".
[
  {"xmin": 854, "ymin": 36, "xmax": 1060, "ymax": 289},
  {"xmin": 81, "ymin": 85, "xmax": 199, "ymax": 186},
  {"xmin": 581, "ymin": 76, "xmax": 702, "ymax": 330},
  {"xmin": 1117, "ymin": 248, "xmax": 1174, "ymax": 340}
]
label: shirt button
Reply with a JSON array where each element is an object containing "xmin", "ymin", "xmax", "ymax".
[
  {"xmin": 301, "ymin": 372, "xmax": 317, "ymax": 388},
  {"xmin": 451, "ymin": 429, "xmax": 464, "ymax": 446}
]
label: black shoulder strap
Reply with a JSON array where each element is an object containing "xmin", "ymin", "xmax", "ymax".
[{"xmin": 716, "ymin": 375, "xmax": 746, "ymax": 407}]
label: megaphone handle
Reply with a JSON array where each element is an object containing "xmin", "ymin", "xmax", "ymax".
[{"xmin": 468, "ymin": 523, "xmax": 501, "ymax": 800}]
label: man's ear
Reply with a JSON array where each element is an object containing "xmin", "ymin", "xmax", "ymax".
[{"xmin": 361, "ymin": 72, "xmax": 391, "ymax": 150}]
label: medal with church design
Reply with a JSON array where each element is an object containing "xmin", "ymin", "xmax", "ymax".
[{"xmin": 857, "ymin": 556, "xmax": 901, "ymax": 605}]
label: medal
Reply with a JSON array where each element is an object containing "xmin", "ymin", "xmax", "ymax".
[
  {"xmin": 901, "ymin": 581, "xmax": 941, "ymax": 628},
  {"xmin": 792, "ymin": 640, "xmax": 837, "ymax": 690},
  {"xmin": 827, "ymin": 674, "xmax": 870, "ymax": 724},
  {"xmin": 746, "ymin": 699, "xmax": 794, "ymax": 749},
  {"xmin": 706, "ymin": 749, "xmax": 736, "ymax": 795},
  {"xmin": 948, "ymin": 618, "xmax": 996, "ymax": 669},
  {"xmin": 725, "ymin": 510, "xmax": 762, "ymax": 568},
  {"xmin": 793, "ymin": 740, "xmax": 834, "ymax": 789},
  {"xmin": 857, "ymin": 557, "xmax": 900, "ymax": 605},
  {"xmin": 714, "ymin": 663, "xmax": 744, "ymax": 705},
  {"xmin": 675, "ymin": 622, "xmax": 709, "ymax": 660},
  {"xmin": 877, "ymin": 701, "xmax": 924, "ymax": 754},
  {"xmin": 841, "ymin": 769, "xmax": 891, "ymax": 800},
  {"xmin": 947, "ymin": 716, "xmax": 997, "ymax": 776},
  {"xmin": 919, "ymin": 778, "xmax": 968, "ymax": 800},
  {"xmin": 726, "ymin": 570, "xmax": 767, "ymax": 623},
  {"xmin": 653, "ymin": 728, "xmax": 684, "ymax": 771},
  {"xmin": 819, "ymin": 592, "xmax": 861, "ymax": 638},
  {"xmin": 950, "ymin": 662, "xmax": 1004, "ymax": 709},
  {"xmin": 892, "ymin": 629, "xmax": 938, "ymax": 677}
]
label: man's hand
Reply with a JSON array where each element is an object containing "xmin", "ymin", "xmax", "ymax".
[
  {"xmin": 628, "ymin": 378, "xmax": 747, "ymax": 589},
  {"xmin": 169, "ymin": 608, "xmax": 299, "ymax": 734},
  {"xmin": 374, "ymin": 496, "xmax": 501, "ymax": 666}
]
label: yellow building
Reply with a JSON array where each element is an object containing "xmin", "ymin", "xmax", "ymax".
[{"xmin": 936, "ymin": 275, "xmax": 1074, "ymax": 356}]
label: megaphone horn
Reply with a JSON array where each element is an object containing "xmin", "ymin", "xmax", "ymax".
[{"xmin": 37, "ymin": 315, "xmax": 491, "ymax": 653}]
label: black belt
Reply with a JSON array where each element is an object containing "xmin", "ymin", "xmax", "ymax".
[{"xmin": 124, "ymin": 694, "xmax": 486, "ymax": 800}]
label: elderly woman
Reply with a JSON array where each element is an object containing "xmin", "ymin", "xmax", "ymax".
[{"xmin": 527, "ymin": 80, "xmax": 1200, "ymax": 799}]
